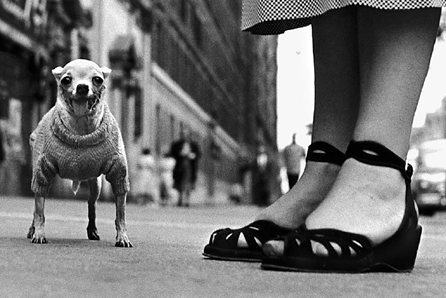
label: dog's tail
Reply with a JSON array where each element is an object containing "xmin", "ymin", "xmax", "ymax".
[{"xmin": 71, "ymin": 180, "xmax": 81, "ymax": 195}]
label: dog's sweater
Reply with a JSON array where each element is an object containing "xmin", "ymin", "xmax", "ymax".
[{"xmin": 30, "ymin": 102, "xmax": 130, "ymax": 196}]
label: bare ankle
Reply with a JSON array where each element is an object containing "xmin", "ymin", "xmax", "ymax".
[{"xmin": 255, "ymin": 161, "xmax": 342, "ymax": 228}]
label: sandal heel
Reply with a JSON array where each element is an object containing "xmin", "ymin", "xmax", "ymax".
[
  {"xmin": 261, "ymin": 141, "xmax": 422, "ymax": 273},
  {"xmin": 371, "ymin": 225, "xmax": 422, "ymax": 272}
]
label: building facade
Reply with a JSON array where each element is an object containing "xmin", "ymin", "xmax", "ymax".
[
  {"xmin": 0, "ymin": 0, "xmax": 280, "ymax": 205},
  {"xmin": 0, "ymin": 0, "xmax": 91, "ymax": 197}
]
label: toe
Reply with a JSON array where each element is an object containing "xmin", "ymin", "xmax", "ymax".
[
  {"xmin": 263, "ymin": 240, "xmax": 285, "ymax": 257},
  {"xmin": 87, "ymin": 230, "xmax": 100, "ymax": 241},
  {"xmin": 115, "ymin": 241, "xmax": 133, "ymax": 248},
  {"xmin": 32, "ymin": 236, "xmax": 47, "ymax": 244}
]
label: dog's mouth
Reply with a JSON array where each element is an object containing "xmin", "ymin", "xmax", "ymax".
[{"xmin": 65, "ymin": 96, "xmax": 99, "ymax": 116}]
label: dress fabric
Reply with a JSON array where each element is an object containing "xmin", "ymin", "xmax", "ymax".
[{"xmin": 242, "ymin": 0, "xmax": 446, "ymax": 34}]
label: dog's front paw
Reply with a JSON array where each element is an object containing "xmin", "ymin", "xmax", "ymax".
[
  {"xmin": 27, "ymin": 227, "xmax": 35, "ymax": 239},
  {"xmin": 31, "ymin": 230, "xmax": 47, "ymax": 244},
  {"xmin": 87, "ymin": 227, "xmax": 100, "ymax": 241},
  {"xmin": 115, "ymin": 234, "xmax": 133, "ymax": 248}
]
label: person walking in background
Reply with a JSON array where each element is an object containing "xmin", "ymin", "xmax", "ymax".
[
  {"xmin": 189, "ymin": 140, "xmax": 200, "ymax": 190},
  {"xmin": 133, "ymin": 148, "xmax": 158, "ymax": 205},
  {"xmin": 204, "ymin": 0, "xmax": 443, "ymax": 273},
  {"xmin": 158, "ymin": 150, "xmax": 176, "ymax": 206},
  {"xmin": 170, "ymin": 130, "xmax": 200, "ymax": 207},
  {"xmin": 283, "ymin": 133, "xmax": 306, "ymax": 189}
]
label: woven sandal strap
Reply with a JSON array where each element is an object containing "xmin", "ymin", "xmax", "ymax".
[
  {"xmin": 209, "ymin": 221, "xmax": 291, "ymax": 250},
  {"xmin": 306, "ymin": 141, "xmax": 345, "ymax": 166},
  {"xmin": 308, "ymin": 229, "xmax": 372, "ymax": 258},
  {"xmin": 282, "ymin": 227, "xmax": 372, "ymax": 258}
]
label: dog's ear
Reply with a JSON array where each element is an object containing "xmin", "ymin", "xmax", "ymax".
[
  {"xmin": 52, "ymin": 67, "xmax": 64, "ymax": 81},
  {"xmin": 101, "ymin": 67, "xmax": 112, "ymax": 80}
]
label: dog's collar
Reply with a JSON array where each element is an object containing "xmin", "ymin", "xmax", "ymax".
[{"xmin": 51, "ymin": 105, "xmax": 112, "ymax": 147}]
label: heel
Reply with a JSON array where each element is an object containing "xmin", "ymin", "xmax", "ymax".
[
  {"xmin": 261, "ymin": 141, "xmax": 422, "ymax": 273},
  {"xmin": 371, "ymin": 225, "xmax": 422, "ymax": 272}
]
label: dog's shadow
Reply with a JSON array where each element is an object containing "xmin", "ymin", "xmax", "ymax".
[{"xmin": 3, "ymin": 237, "xmax": 116, "ymax": 250}]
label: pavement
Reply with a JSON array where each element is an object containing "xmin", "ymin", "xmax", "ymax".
[{"xmin": 1, "ymin": 195, "xmax": 446, "ymax": 298}]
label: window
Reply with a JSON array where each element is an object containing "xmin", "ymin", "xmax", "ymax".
[
  {"xmin": 180, "ymin": 0, "xmax": 189, "ymax": 23},
  {"xmin": 155, "ymin": 104, "xmax": 161, "ymax": 155},
  {"xmin": 192, "ymin": 11, "xmax": 202, "ymax": 47},
  {"xmin": 170, "ymin": 114, "xmax": 176, "ymax": 142},
  {"xmin": 134, "ymin": 87, "xmax": 142, "ymax": 140}
]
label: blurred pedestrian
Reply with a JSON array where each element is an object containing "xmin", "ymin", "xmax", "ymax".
[
  {"xmin": 159, "ymin": 150, "xmax": 176, "ymax": 206},
  {"xmin": 229, "ymin": 183, "xmax": 244, "ymax": 204},
  {"xmin": 133, "ymin": 148, "xmax": 158, "ymax": 205},
  {"xmin": 204, "ymin": 0, "xmax": 443, "ymax": 273},
  {"xmin": 170, "ymin": 130, "xmax": 200, "ymax": 207},
  {"xmin": 283, "ymin": 133, "xmax": 305, "ymax": 189}
]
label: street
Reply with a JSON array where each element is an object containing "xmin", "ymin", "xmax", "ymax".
[{"xmin": 1, "ymin": 196, "xmax": 446, "ymax": 298}]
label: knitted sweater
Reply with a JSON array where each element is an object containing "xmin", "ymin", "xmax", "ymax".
[{"xmin": 30, "ymin": 102, "xmax": 130, "ymax": 196}]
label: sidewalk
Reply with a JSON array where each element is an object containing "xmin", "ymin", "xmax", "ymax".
[{"xmin": 1, "ymin": 196, "xmax": 446, "ymax": 297}]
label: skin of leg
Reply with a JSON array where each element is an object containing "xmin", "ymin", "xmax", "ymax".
[
  {"xmin": 254, "ymin": 6, "xmax": 360, "ymax": 230},
  {"xmin": 29, "ymin": 194, "xmax": 47, "ymax": 243},
  {"xmin": 355, "ymin": 7, "xmax": 441, "ymax": 156},
  {"xmin": 115, "ymin": 193, "xmax": 133, "ymax": 247},
  {"xmin": 87, "ymin": 177, "xmax": 102, "ymax": 240},
  {"xmin": 304, "ymin": 8, "xmax": 441, "ymax": 254}
]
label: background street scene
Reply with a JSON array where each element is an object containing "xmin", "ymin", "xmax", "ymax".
[
  {"xmin": 1, "ymin": 195, "xmax": 446, "ymax": 298},
  {"xmin": 2, "ymin": 1, "xmax": 446, "ymax": 297},
  {"xmin": 0, "ymin": 0, "xmax": 283, "ymax": 206}
]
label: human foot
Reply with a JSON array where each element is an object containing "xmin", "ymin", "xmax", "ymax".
[
  {"xmin": 203, "ymin": 142, "xmax": 345, "ymax": 261},
  {"xmin": 262, "ymin": 141, "xmax": 421, "ymax": 272},
  {"xmin": 257, "ymin": 141, "xmax": 345, "ymax": 229},
  {"xmin": 255, "ymin": 159, "xmax": 341, "ymax": 230}
]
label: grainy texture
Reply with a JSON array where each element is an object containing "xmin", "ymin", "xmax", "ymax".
[
  {"xmin": 242, "ymin": 0, "xmax": 446, "ymax": 34},
  {"xmin": 30, "ymin": 101, "xmax": 129, "ymax": 196}
]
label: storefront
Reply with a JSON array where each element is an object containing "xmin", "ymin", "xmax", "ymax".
[
  {"xmin": 0, "ymin": 0, "xmax": 91, "ymax": 197},
  {"xmin": 0, "ymin": 0, "xmax": 49, "ymax": 196}
]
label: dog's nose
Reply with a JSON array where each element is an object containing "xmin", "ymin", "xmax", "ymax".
[{"xmin": 76, "ymin": 84, "xmax": 89, "ymax": 96}]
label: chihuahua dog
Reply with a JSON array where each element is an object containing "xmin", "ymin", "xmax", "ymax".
[{"xmin": 28, "ymin": 59, "xmax": 132, "ymax": 247}]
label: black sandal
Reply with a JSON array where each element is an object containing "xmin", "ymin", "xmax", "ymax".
[
  {"xmin": 261, "ymin": 140, "xmax": 422, "ymax": 273},
  {"xmin": 202, "ymin": 141, "xmax": 345, "ymax": 262}
]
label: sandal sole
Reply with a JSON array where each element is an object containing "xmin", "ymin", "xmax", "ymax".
[
  {"xmin": 203, "ymin": 245, "xmax": 263, "ymax": 262},
  {"xmin": 261, "ymin": 225, "xmax": 422, "ymax": 273}
]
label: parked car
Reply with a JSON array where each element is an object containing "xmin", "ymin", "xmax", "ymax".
[{"xmin": 412, "ymin": 139, "xmax": 446, "ymax": 216}]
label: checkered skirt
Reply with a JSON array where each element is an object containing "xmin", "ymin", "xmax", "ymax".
[{"xmin": 242, "ymin": 0, "xmax": 446, "ymax": 34}]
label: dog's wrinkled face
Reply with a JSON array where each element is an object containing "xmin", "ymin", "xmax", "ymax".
[{"xmin": 53, "ymin": 59, "xmax": 111, "ymax": 117}]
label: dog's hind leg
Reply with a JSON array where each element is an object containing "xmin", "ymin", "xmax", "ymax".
[
  {"xmin": 115, "ymin": 193, "xmax": 133, "ymax": 247},
  {"xmin": 87, "ymin": 177, "xmax": 102, "ymax": 240},
  {"xmin": 28, "ymin": 195, "xmax": 47, "ymax": 243}
]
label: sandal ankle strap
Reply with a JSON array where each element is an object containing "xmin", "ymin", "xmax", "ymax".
[
  {"xmin": 345, "ymin": 141, "xmax": 413, "ymax": 180},
  {"xmin": 306, "ymin": 141, "xmax": 346, "ymax": 166}
]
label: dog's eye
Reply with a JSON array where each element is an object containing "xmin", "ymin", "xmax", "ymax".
[
  {"xmin": 61, "ymin": 77, "xmax": 72, "ymax": 85},
  {"xmin": 93, "ymin": 77, "xmax": 103, "ymax": 85}
]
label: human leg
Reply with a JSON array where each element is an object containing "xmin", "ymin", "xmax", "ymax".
[
  {"xmin": 203, "ymin": 6, "xmax": 360, "ymax": 261},
  {"xmin": 263, "ymin": 7, "xmax": 440, "ymax": 267},
  {"xmin": 305, "ymin": 7, "xmax": 440, "ymax": 245},
  {"xmin": 286, "ymin": 173, "xmax": 299, "ymax": 189},
  {"xmin": 254, "ymin": 6, "xmax": 360, "ymax": 229}
]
